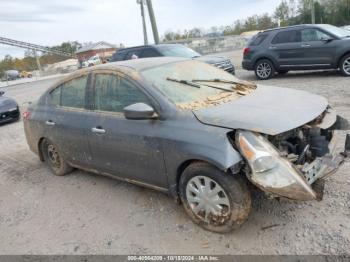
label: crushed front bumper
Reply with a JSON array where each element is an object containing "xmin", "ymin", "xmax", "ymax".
[
  {"xmin": 240, "ymin": 131, "xmax": 349, "ymax": 202},
  {"xmin": 300, "ymin": 134, "xmax": 349, "ymax": 200}
]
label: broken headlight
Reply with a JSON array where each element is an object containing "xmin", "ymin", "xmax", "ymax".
[{"xmin": 236, "ymin": 130, "xmax": 317, "ymax": 200}]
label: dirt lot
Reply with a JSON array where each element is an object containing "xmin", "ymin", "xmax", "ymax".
[{"xmin": 0, "ymin": 51, "xmax": 349, "ymax": 255}]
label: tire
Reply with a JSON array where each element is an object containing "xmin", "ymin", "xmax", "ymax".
[
  {"xmin": 254, "ymin": 59, "xmax": 275, "ymax": 80},
  {"xmin": 277, "ymin": 70, "xmax": 289, "ymax": 75},
  {"xmin": 339, "ymin": 54, "xmax": 350, "ymax": 76},
  {"xmin": 41, "ymin": 138, "xmax": 73, "ymax": 176},
  {"xmin": 179, "ymin": 162, "xmax": 251, "ymax": 233}
]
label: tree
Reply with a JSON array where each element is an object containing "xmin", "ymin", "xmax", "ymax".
[{"xmin": 274, "ymin": 0, "xmax": 290, "ymax": 26}]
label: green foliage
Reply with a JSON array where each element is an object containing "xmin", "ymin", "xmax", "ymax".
[{"xmin": 162, "ymin": 0, "xmax": 350, "ymax": 41}]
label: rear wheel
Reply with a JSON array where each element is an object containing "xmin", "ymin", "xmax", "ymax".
[
  {"xmin": 41, "ymin": 139, "xmax": 73, "ymax": 176},
  {"xmin": 340, "ymin": 54, "xmax": 350, "ymax": 76},
  {"xmin": 179, "ymin": 162, "xmax": 251, "ymax": 233},
  {"xmin": 254, "ymin": 59, "xmax": 275, "ymax": 80}
]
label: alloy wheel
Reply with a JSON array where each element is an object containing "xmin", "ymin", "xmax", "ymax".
[
  {"xmin": 343, "ymin": 57, "xmax": 350, "ymax": 75},
  {"xmin": 186, "ymin": 176, "xmax": 231, "ymax": 223},
  {"xmin": 256, "ymin": 62, "xmax": 272, "ymax": 79}
]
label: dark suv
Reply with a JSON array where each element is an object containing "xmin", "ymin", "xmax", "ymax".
[
  {"xmin": 242, "ymin": 24, "xmax": 350, "ymax": 79},
  {"xmin": 111, "ymin": 44, "xmax": 235, "ymax": 74}
]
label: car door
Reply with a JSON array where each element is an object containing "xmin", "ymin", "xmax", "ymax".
[
  {"xmin": 268, "ymin": 29, "xmax": 303, "ymax": 67},
  {"xmin": 86, "ymin": 71, "xmax": 167, "ymax": 188},
  {"xmin": 45, "ymin": 73, "xmax": 96, "ymax": 167},
  {"xmin": 300, "ymin": 28, "xmax": 337, "ymax": 67}
]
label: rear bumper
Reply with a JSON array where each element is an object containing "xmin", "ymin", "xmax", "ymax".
[{"xmin": 242, "ymin": 60, "xmax": 253, "ymax": 71}]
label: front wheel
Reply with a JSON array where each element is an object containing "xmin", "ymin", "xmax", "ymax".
[
  {"xmin": 41, "ymin": 139, "xmax": 73, "ymax": 176},
  {"xmin": 254, "ymin": 59, "xmax": 275, "ymax": 80},
  {"xmin": 179, "ymin": 162, "xmax": 251, "ymax": 233},
  {"xmin": 340, "ymin": 54, "xmax": 350, "ymax": 76}
]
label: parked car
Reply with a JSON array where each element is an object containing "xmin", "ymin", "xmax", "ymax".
[
  {"xmin": 20, "ymin": 71, "xmax": 33, "ymax": 78},
  {"xmin": 23, "ymin": 57, "xmax": 349, "ymax": 233},
  {"xmin": 242, "ymin": 24, "xmax": 350, "ymax": 79},
  {"xmin": 82, "ymin": 55, "xmax": 102, "ymax": 68},
  {"xmin": 0, "ymin": 91, "xmax": 20, "ymax": 124},
  {"xmin": 110, "ymin": 44, "xmax": 235, "ymax": 75},
  {"xmin": 341, "ymin": 25, "xmax": 350, "ymax": 31},
  {"xmin": 4, "ymin": 70, "xmax": 20, "ymax": 81}
]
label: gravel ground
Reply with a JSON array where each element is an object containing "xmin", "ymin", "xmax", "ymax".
[{"xmin": 0, "ymin": 52, "xmax": 349, "ymax": 255}]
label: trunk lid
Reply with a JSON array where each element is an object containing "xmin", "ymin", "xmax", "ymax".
[{"xmin": 193, "ymin": 85, "xmax": 328, "ymax": 135}]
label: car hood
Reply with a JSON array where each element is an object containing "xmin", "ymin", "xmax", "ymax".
[
  {"xmin": 0, "ymin": 96, "xmax": 18, "ymax": 111},
  {"xmin": 193, "ymin": 85, "xmax": 328, "ymax": 136},
  {"xmin": 194, "ymin": 55, "xmax": 228, "ymax": 64}
]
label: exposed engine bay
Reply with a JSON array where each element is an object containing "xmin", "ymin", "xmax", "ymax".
[{"xmin": 270, "ymin": 126, "xmax": 333, "ymax": 167}]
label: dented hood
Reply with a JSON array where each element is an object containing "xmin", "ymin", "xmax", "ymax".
[{"xmin": 193, "ymin": 85, "xmax": 328, "ymax": 135}]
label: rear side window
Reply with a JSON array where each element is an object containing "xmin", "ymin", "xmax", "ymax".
[
  {"xmin": 61, "ymin": 76, "xmax": 87, "ymax": 108},
  {"xmin": 126, "ymin": 50, "xmax": 142, "ymax": 60},
  {"xmin": 112, "ymin": 51, "xmax": 127, "ymax": 61},
  {"xmin": 250, "ymin": 34, "xmax": 268, "ymax": 46},
  {"xmin": 271, "ymin": 30, "xmax": 301, "ymax": 44},
  {"xmin": 94, "ymin": 73, "xmax": 150, "ymax": 113},
  {"xmin": 140, "ymin": 48, "xmax": 161, "ymax": 58}
]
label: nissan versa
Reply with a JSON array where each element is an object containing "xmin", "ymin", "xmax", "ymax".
[{"xmin": 23, "ymin": 57, "xmax": 350, "ymax": 233}]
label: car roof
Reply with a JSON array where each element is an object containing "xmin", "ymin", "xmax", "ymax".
[
  {"xmin": 117, "ymin": 43, "xmax": 183, "ymax": 53},
  {"xmin": 261, "ymin": 24, "xmax": 329, "ymax": 34},
  {"xmin": 74, "ymin": 57, "xmax": 190, "ymax": 75}
]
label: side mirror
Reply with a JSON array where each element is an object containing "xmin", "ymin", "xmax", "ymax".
[
  {"xmin": 123, "ymin": 103, "xmax": 157, "ymax": 120},
  {"xmin": 321, "ymin": 37, "xmax": 334, "ymax": 42},
  {"xmin": 0, "ymin": 91, "xmax": 4, "ymax": 96}
]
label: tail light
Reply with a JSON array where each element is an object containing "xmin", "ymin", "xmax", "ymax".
[
  {"xmin": 243, "ymin": 47, "xmax": 251, "ymax": 56},
  {"xmin": 22, "ymin": 111, "xmax": 31, "ymax": 120}
]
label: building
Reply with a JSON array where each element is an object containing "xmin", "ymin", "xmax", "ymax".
[{"xmin": 75, "ymin": 42, "xmax": 118, "ymax": 65}]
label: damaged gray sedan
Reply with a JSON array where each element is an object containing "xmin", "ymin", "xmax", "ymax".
[{"xmin": 23, "ymin": 57, "xmax": 350, "ymax": 233}]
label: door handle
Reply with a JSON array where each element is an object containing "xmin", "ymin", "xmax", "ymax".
[
  {"xmin": 269, "ymin": 46, "xmax": 277, "ymax": 49},
  {"xmin": 301, "ymin": 44, "xmax": 311, "ymax": 47},
  {"xmin": 45, "ymin": 120, "xmax": 55, "ymax": 126},
  {"xmin": 91, "ymin": 127, "xmax": 106, "ymax": 134}
]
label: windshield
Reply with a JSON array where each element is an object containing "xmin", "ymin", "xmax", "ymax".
[
  {"xmin": 140, "ymin": 60, "xmax": 251, "ymax": 107},
  {"xmin": 318, "ymin": 24, "xmax": 350, "ymax": 38},
  {"xmin": 156, "ymin": 45, "xmax": 201, "ymax": 58}
]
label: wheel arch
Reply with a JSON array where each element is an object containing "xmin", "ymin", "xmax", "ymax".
[
  {"xmin": 337, "ymin": 51, "xmax": 350, "ymax": 67},
  {"xmin": 253, "ymin": 56, "xmax": 277, "ymax": 69},
  {"xmin": 169, "ymin": 156, "xmax": 242, "ymax": 201},
  {"xmin": 37, "ymin": 137, "xmax": 46, "ymax": 161}
]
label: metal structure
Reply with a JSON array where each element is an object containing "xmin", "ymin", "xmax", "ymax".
[
  {"xmin": 146, "ymin": 0, "xmax": 160, "ymax": 44},
  {"xmin": 137, "ymin": 0, "xmax": 148, "ymax": 45},
  {"xmin": 0, "ymin": 37, "xmax": 75, "ymax": 57},
  {"xmin": 0, "ymin": 36, "xmax": 75, "ymax": 75},
  {"xmin": 310, "ymin": 0, "xmax": 315, "ymax": 24}
]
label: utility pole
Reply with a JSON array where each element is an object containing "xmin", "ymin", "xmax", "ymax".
[
  {"xmin": 137, "ymin": 0, "xmax": 148, "ymax": 45},
  {"xmin": 146, "ymin": 0, "xmax": 160, "ymax": 44},
  {"xmin": 33, "ymin": 50, "xmax": 42, "ymax": 76},
  {"xmin": 310, "ymin": 0, "xmax": 315, "ymax": 24}
]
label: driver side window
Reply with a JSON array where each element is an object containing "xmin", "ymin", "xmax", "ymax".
[{"xmin": 94, "ymin": 73, "xmax": 150, "ymax": 113}]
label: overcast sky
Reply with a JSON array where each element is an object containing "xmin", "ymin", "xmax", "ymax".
[{"xmin": 0, "ymin": 0, "xmax": 281, "ymax": 59}]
